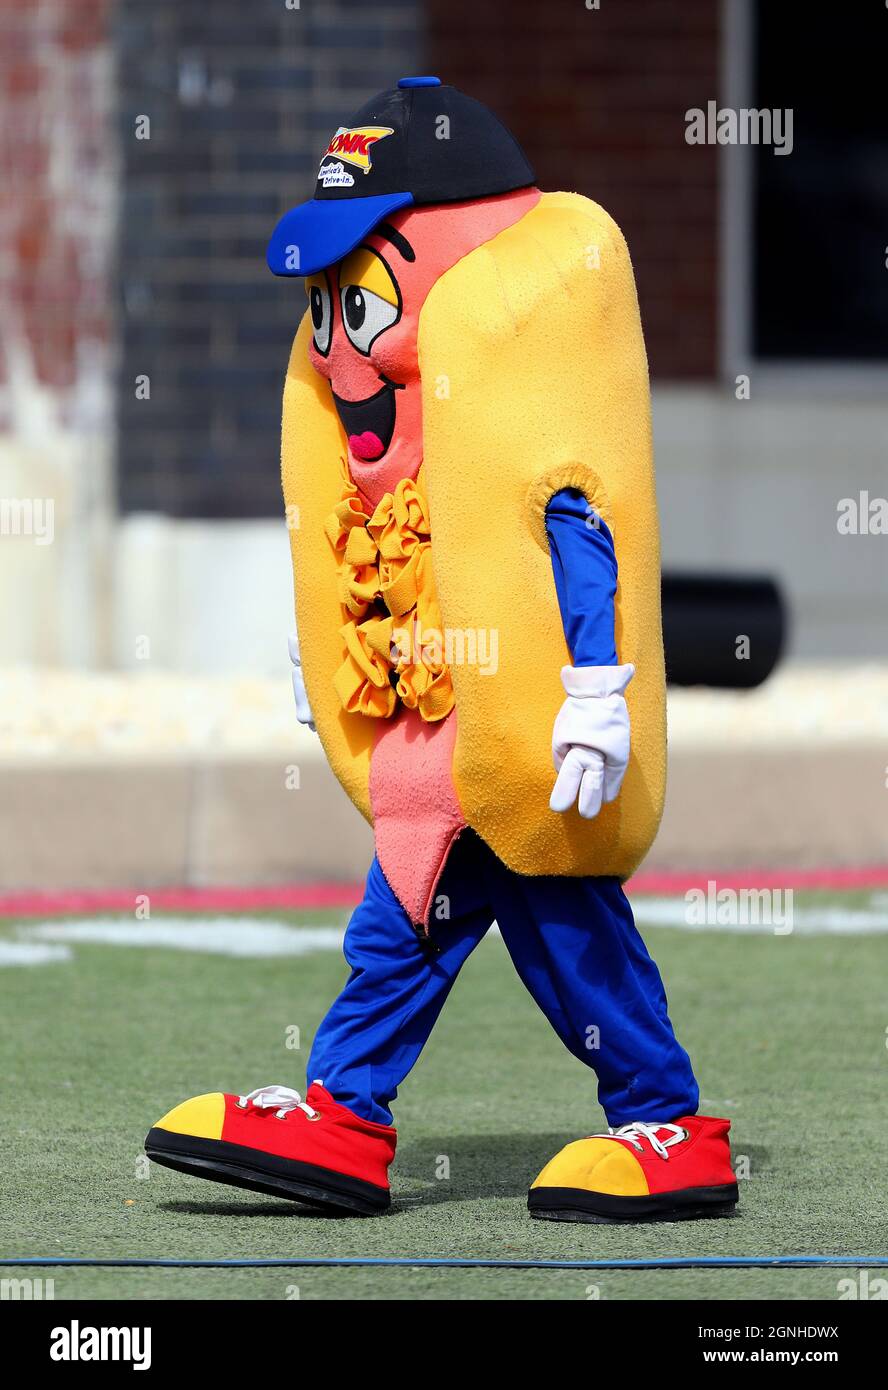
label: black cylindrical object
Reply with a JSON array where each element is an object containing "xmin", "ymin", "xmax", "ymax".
[{"xmin": 661, "ymin": 573, "xmax": 786, "ymax": 689}]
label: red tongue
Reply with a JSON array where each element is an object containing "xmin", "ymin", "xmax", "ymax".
[{"xmin": 349, "ymin": 431, "xmax": 385, "ymax": 462}]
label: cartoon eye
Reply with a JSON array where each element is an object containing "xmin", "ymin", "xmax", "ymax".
[
  {"xmin": 306, "ymin": 275, "xmax": 332, "ymax": 355},
  {"xmin": 340, "ymin": 284, "xmax": 400, "ymax": 354}
]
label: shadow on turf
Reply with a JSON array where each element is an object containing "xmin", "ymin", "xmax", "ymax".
[
  {"xmin": 158, "ymin": 1137, "xmax": 765, "ymax": 1217},
  {"xmin": 158, "ymin": 1133, "xmax": 650, "ymax": 1217},
  {"xmin": 395, "ymin": 1136, "xmax": 764, "ymax": 1206},
  {"xmin": 396, "ymin": 1132, "xmax": 572, "ymax": 1202},
  {"xmin": 160, "ymin": 1201, "xmax": 347, "ymax": 1219}
]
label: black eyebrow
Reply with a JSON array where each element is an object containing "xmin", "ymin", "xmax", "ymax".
[{"xmin": 373, "ymin": 222, "xmax": 416, "ymax": 263}]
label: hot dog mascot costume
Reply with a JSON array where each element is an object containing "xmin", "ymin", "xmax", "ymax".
[{"xmin": 146, "ymin": 79, "xmax": 738, "ymax": 1224}]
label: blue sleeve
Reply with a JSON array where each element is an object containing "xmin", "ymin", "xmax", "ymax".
[{"xmin": 544, "ymin": 487, "xmax": 618, "ymax": 667}]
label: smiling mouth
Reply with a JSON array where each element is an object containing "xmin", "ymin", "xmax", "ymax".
[{"xmin": 332, "ymin": 380, "xmax": 400, "ymax": 462}]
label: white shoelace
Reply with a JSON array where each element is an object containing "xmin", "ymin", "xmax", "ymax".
[
  {"xmin": 598, "ymin": 1121, "xmax": 688, "ymax": 1160},
  {"xmin": 236, "ymin": 1085, "xmax": 318, "ymax": 1121}
]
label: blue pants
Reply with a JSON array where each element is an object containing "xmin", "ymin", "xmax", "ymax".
[{"xmin": 308, "ymin": 831, "xmax": 698, "ymax": 1127}]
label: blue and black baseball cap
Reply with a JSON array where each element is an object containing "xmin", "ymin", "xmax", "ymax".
[{"xmin": 267, "ymin": 76, "xmax": 535, "ymax": 277}]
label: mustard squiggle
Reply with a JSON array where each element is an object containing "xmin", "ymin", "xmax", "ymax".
[{"xmin": 325, "ymin": 464, "xmax": 455, "ymax": 722}]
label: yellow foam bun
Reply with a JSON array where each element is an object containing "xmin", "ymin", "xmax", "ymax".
[
  {"xmin": 282, "ymin": 320, "xmax": 375, "ymax": 822},
  {"xmin": 281, "ymin": 192, "xmax": 666, "ymax": 878}
]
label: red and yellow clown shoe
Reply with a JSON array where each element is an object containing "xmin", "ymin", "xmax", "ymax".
[
  {"xmin": 145, "ymin": 1084, "xmax": 395, "ymax": 1215},
  {"xmin": 528, "ymin": 1115, "xmax": 738, "ymax": 1224}
]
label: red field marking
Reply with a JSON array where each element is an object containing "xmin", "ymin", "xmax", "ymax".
[
  {"xmin": 1, "ymin": 865, "xmax": 887, "ymax": 919},
  {"xmin": 0, "ymin": 883, "xmax": 363, "ymax": 920}
]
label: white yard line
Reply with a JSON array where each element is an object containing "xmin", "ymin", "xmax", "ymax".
[
  {"xmin": 0, "ymin": 941, "xmax": 72, "ymax": 966},
  {"xmin": 3, "ymin": 893, "xmax": 887, "ymax": 971},
  {"xmin": 24, "ymin": 918, "xmax": 345, "ymax": 958}
]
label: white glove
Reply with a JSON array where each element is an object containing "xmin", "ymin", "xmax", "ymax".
[
  {"xmin": 288, "ymin": 633, "xmax": 316, "ymax": 733},
  {"xmin": 549, "ymin": 663, "xmax": 634, "ymax": 820}
]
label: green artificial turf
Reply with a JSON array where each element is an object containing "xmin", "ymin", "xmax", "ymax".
[{"xmin": 1, "ymin": 902, "xmax": 886, "ymax": 1301}]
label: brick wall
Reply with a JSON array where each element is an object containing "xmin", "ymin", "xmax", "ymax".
[
  {"xmin": 4, "ymin": 0, "xmax": 717, "ymax": 526},
  {"xmin": 427, "ymin": 0, "xmax": 720, "ymax": 379},
  {"xmin": 0, "ymin": 0, "xmax": 114, "ymax": 418},
  {"xmin": 116, "ymin": 0, "xmax": 420, "ymax": 518}
]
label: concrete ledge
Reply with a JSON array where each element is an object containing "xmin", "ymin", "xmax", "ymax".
[
  {"xmin": 187, "ymin": 757, "xmax": 373, "ymax": 889},
  {"xmin": 1, "ymin": 762, "xmax": 193, "ymax": 891},
  {"xmin": 652, "ymin": 745, "xmax": 886, "ymax": 871},
  {"xmin": 0, "ymin": 758, "xmax": 372, "ymax": 893},
  {"xmin": 1, "ymin": 665, "xmax": 883, "ymax": 890},
  {"xmin": 1, "ymin": 744, "xmax": 883, "ymax": 892}
]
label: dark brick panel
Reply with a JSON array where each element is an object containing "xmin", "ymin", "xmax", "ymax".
[
  {"xmin": 116, "ymin": 0, "xmax": 419, "ymax": 518},
  {"xmin": 427, "ymin": 0, "xmax": 720, "ymax": 380}
]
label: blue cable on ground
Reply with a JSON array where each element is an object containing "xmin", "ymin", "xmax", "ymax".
[{"xmin": 1, "ymin": 1256, "xmax": 887, "ymax": 1270}]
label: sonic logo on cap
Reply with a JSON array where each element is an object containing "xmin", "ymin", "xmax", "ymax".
[{"xmin": 321, "ymin": 126, "xmax": 394, "ymax": 176}]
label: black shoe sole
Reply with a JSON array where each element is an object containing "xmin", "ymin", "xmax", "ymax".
[
  {"xmin": 528, "ymin": 1182, "xmax": 739, "ymax": 1225},
  {"xmin": 145, "ymin": 1128, "xmax": 390, "ymax": 1216}
]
